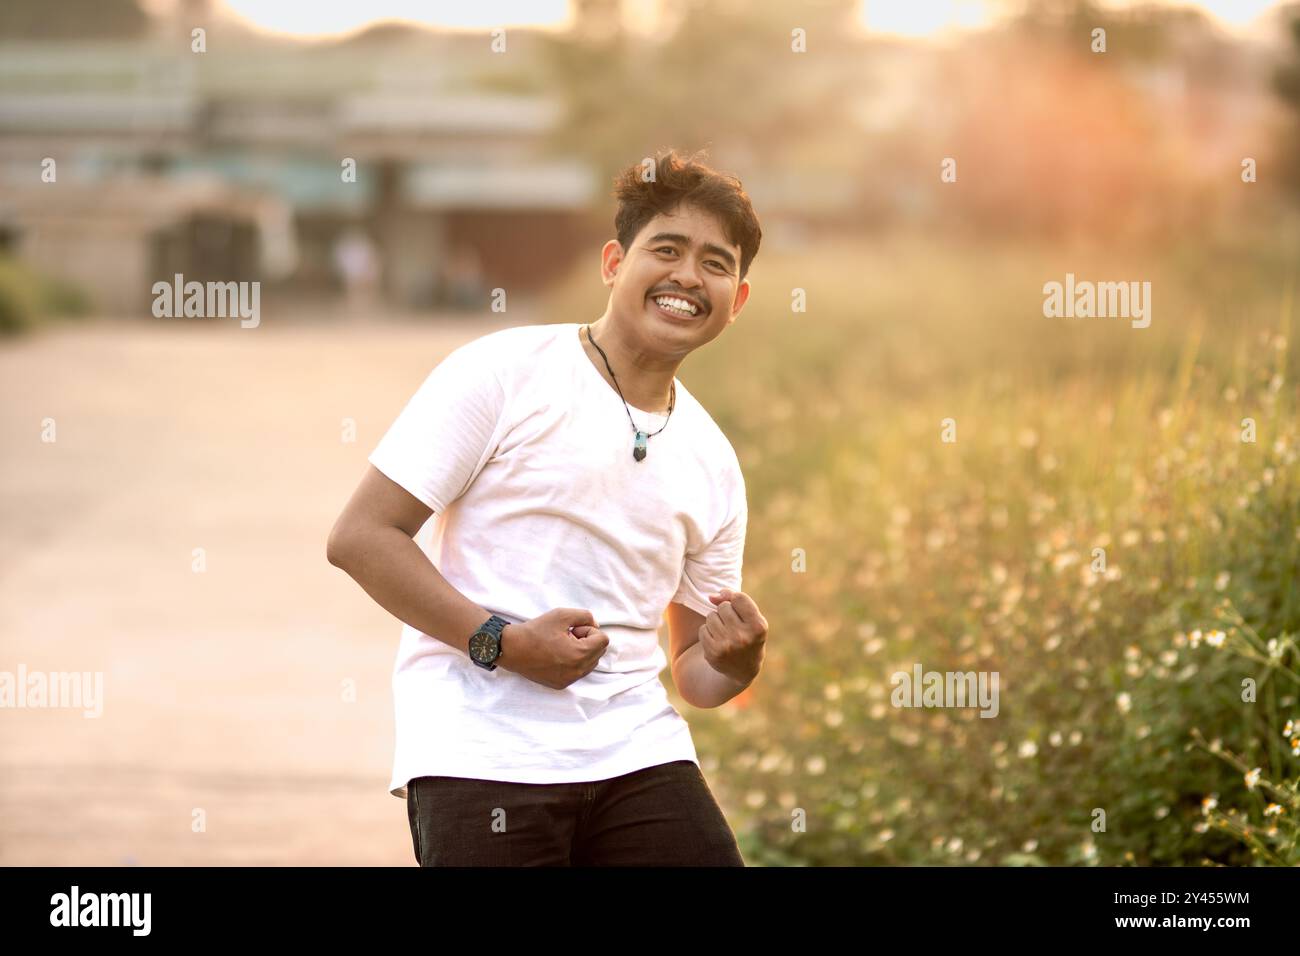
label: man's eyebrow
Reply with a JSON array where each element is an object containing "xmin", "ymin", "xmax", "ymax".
[{"xmin": 645, "ymin": 232, "xmax": 738, "ymax": 271}]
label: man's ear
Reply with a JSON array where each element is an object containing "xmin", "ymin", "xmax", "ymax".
[
  {"xmin": 727, "ymin": 277, "xmax": 752, "ymax": 324},
  {"xmin": 601, "ymin": 239, "xmax": 625, "ymax": 287}
]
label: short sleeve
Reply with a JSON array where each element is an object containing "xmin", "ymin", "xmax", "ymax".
[
  {"xmin": 671, "ymin": 465, "xmax": 748, "ymax": 619},
  {"xmin": 367, "ymin": 337, "xmax": 508, "ymax": 515}
]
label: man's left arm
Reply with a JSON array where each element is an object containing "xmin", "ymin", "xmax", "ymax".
[{"xmin": 667, "ymin": 590, "xmax": 768, "ymax": 709}]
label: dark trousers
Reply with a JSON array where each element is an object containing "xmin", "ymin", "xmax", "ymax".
[{"xmin": 406, "ymin": 759, "xmax": 745, "ymax": 866}]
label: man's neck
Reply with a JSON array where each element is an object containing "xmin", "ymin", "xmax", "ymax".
[{"xmin": 579, "ymin": 320, "xmax": 681, "ymax": 414}]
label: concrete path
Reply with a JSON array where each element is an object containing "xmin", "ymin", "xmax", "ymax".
[{"xmin": 0, "ymin": 311, "xmax": 517, "ymax": 865}]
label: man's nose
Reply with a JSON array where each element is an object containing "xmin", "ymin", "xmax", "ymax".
[{"xmin": 668, "ymin": 257, "xmax": 704, "ymax": 289}]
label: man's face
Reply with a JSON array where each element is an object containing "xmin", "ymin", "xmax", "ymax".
[{"xmin": 602, "ymin": 203, "xmax": 750, "ymax": 350}]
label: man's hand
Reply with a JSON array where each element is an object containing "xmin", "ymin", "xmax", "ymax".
[
  {"xmin": 497, "ymin": 608, "xmax": 609, "ymax": 690},
  {"xmin": 699, "ymin": 589, "xmax": 768, "ymax": 684}
]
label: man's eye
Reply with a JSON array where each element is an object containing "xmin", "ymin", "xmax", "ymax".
[{"xmin": 655, "ymin": 247, "xmax": 676, "ymax": 255}]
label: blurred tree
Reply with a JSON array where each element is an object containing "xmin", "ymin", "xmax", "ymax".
[
  {"xmin": 930, "ymin": 0, "xmax": 1234, "ymax": 241},
  {"xmin": 537, "ymin": 0, "xmax": 865, "ymax": 194},
  {"xmin": 1273, "ymin": 3, "xmax": 1300, "ymax": 198},
  {"xmin": 0, "ymin": 0, "xmax": 148, "ymax": 39},
  {"xmin": 1001, "ymin": 0, "xmax": 1221, "ymax": 66}
]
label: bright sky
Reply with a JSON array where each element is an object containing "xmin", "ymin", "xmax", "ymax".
[
  {"xmin": 213, "ymin": 0, "xmax": 1286, "ymax": 40},
  {"xmin": 860, "ymin": 0, "xmax": 1282, "ymax": 38}
]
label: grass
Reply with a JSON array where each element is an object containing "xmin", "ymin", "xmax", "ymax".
[{"xmin": 542, "ymin": 224, "xmax": 1300, "ymax": 865}]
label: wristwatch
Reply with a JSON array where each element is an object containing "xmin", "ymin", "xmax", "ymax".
[{"xmin": 468, "ymin": 613, "xmax": 510, "ymax": 671}]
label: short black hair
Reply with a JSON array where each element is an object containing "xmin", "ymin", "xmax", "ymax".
[{"xmin": 612, "ymin": 147, "xmax": 762, "ymax": 282}]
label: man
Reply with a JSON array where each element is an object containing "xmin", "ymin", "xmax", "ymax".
[{"xmin": 326, "ymin": 148, "xmax": 768, "ymax": 866}]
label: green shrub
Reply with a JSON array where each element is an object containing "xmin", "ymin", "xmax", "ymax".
[
  {"xmin": 0, "ymin": 257, "xmax": 93, "ymax": 335},
  {"xmin": 0, "ymin": 257, "xmax": 45, "ymax": 335}
]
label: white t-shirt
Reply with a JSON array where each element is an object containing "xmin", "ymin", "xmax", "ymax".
[{"xmin": 367, "ymin": 321, "xmax": 747, "ymax": 797}]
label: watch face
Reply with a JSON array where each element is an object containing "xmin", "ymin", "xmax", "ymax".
[{"xmin": 469, "ymin": 631, "xmax": 495, "ymax": 662}]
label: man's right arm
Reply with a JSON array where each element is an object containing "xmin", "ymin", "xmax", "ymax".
[
  {"xmin": 325, "ymin": 464, "xmax": 506, "ymax": 657},
  {"xmin": 328, "ymin": 464, "xmax": 609, "ymax": 689}
]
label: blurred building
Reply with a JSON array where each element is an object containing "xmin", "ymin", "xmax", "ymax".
[
  {"xmin": 0, "ymin": 0, "xmax": 1286, "ymax": 314},
  {"xmin": 0, "ymin": 15, "xmax": 600, "ymax": 314}
]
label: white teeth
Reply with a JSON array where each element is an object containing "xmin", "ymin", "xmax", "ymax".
[{"xmin": 653, "ymin": 296, "xmax": 698, "ymax": 316}]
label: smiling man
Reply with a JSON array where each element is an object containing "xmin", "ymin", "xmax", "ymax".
[{"xmin": 326, "ymin": 148, "xmax": 766, "ymax": 866}]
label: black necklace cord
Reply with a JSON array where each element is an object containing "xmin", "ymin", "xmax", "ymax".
[{"xmin": 584, "ymin": 324, "xmax": 675, "ymax": 437}]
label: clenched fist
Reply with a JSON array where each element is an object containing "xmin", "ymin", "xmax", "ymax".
[
  {"xmin": 498, "ymin": 608, "xmax": 609, "ymax": 690},
  {"xmin": 700, "ymin": 589, "xmax": 768, "ymax": 684}
]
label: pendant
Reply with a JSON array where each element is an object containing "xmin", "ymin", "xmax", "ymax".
[{"xmin": 633, "ymin": 430, "xmax": 648, "ymax": 462}]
